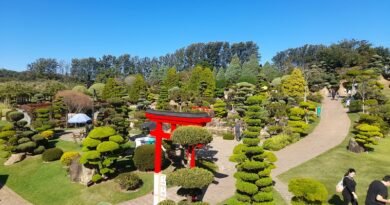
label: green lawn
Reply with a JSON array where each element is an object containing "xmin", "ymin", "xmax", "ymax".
[
  {"xmin": 217, "ymin": 189, "xmax": 287, "ymax": 205},
  {"xmin": 0, "ymin": 139, "xmax": 153, "ymax": 205},
  {"xmin": 278, "ymin": 113, "xmax": 390, "ymax": 205}
]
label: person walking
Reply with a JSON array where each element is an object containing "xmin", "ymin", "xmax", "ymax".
[
  {"xmin": 365, "ymin": 175, "xmax": 390, "ymax": 205},
  {"xmin": 343, "ymin": 168, "xmax": 358, "ymax": 205}
]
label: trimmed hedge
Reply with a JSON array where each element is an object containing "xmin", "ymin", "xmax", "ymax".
[
  {"xmin": 115, "ymin": 172, "xmax": 143, "ymax": 190},
  {"xmin": 87, "ymin": 126, "xmax": 116, "ymax": 139},
  {"xmin": 223, "ymin": 132, "xmax": 235, "ymax": 140},
  {"xmin": 42, "ymin": 148, "xmax": 64, "ymax": 162},
  {"xmin": 96, "ymin": 141, "xmax": 120, "ymax": 153}
]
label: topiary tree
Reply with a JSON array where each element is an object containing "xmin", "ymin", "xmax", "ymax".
[
  {"xmin": 229, "ymin": 95, "xmax": 276, "ymax": 205},
  {"xmin": 167, "ymin": 167, "xmax": 214, "ymax": 203},
  {"xmin": 281, "ymin": 68, "xmax": 306, "ymax": 101},
  {"xmin": 288, "ymin": 178, "xmax": 328, "ymax": 205},
  {"xmin": 80, "ymin": 126, "xmax": 129, "ymax": 182},
  {"xmin": 354, "ymin": 123, "xmax": 383, "ymax": 151},
  {"xmin": 233, "ymin": 82, "xmax": 255, "ymax": 116},
  {"xmin": 288, "ymin": 107, "xmax": 309, "ymax": 136},
  {"xmin": 52, "ymin": 96, "xmax": 66, "ymax": 127},
  {"xmin": 171, "ymin": 126, "xmax": 212, "ymax": 168},
  {"xmin": 128, "ymin": 74, "xmax": 147, "ymax": 103},
  {"xmin": 212, "ymin": 99, "xmax": 227, "ymax": 118},
  {"xmin": 102, "ymin": 78, "xmax": 126, "ymax": 100},
  {"xmin": 88, "ymin": 83, "xmax": 105, "ymax": 100}
]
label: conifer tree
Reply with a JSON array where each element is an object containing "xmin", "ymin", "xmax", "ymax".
[{"xmin": 225, "ymin": 55, "xmax": 241, "ymax": 85}]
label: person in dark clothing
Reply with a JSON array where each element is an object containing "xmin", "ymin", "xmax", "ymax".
[
  {"xmin": 343, "ymin": 168, "xmax": 358, "ymax": 205},
  {"xmin": 365, "ymin": 175, "xmax": 390, "ymax": 205}
]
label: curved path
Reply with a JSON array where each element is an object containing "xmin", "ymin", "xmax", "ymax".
[{"xmin": 272, "ymin": 89, "xmax": 350, "ymax": 203}]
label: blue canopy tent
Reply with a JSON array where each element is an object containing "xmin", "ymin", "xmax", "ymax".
[{"xmin": 68, "ymin": 113, "xmax": 92, "ymax": 124}]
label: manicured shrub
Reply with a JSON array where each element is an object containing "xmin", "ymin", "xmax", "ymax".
[
  {"xmin": 79, "ymin": 151, "xmax": 101, "ymax": 164},
  {"xmin": 96, "ymin": 141, "xmax": 120, "ymax": 153},
  {"xmin": 109, "ymin": 135, "xmax": 124, "ymax": 143},
  {"xmin": 16, "ymin": 141, "xmax": 37, "ymax": 152},
  {"xmin": 82, "ymin": 137, "xmax": 101, "ymax": 148},
  {"xmin": 0, "ymin": 150, "xmax": 10, "ymax": 158},
  {"xmin": 349, "ymin": 100, "xmax": 362, "ymax": 113},
  {"xmin": 87, "ymin": 126, "xmax": 116, "ymax": 139},
  {"xmin": 0, "ymin": 130, "xmax": 16, "ymax": 139},
  {"xmin": 115, "ymin": 172, "xmax": 143, "ymax": 190},
  {"xmin": 223, "ymin": 132, "xmax": 234, "ymax": 140},
  {"xmin": 31, "ymin": 134, "xmax": 45, "ymax": 143},
  {"xmin": 263, "ymin": 134, "xmax": 293, "ymax": 151},
  {"xmin": 42, "ymin": 148, "xmax": 64, "ymax": 162},
  {"xmin": 33, "ymin": 145, "xmax": 45, "ymax": 155},
  {"xmin": 16, "ymin": 120, "xmax": 28, "ymax": 127},
  {"xmin": 40, "ymin": 130, "xmax": 54, "ymax": 139},
  {"xmin": 172, "ymin": 126, "xmax": 212, "ymax": 146},
  {"xmin": 213, "ymin": 99, "xmax": 227, "ymax": 118},
  {"xmin": 354, "ymin": 123, "xmax": 383, "ymax": 151},
  {"xmin": 158, "ymin": 199, "xmax": 176, "ymax": 205},
  {"xmin": 7, "ymin": 111, "xmax": 24, "ymax": 122},
  {"xmin": 133, "ymin": 144, "xmax": 165, "ymax": 171},
  {"xmin": 234, "ymin": 171, "xmax": 260, "ymax": 182},
  {"xmin": 60, "ymin": 151, "xmax": 80, "ymax": 166},
  {"xmin": 236, "ymin": 180, "xmax": 258, "ymax": 195},
  {"xmin": 288, "ymin": 178, "xmax": 328, "ymax": 205},
  {"xmin": 21, "ymin": 131, "xmax": 35, "ymax": 138}
]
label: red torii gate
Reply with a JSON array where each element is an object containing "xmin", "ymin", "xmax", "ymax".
[{"xmin": 145, "ymin": 109, "xmax": 212, "ymax": 173}]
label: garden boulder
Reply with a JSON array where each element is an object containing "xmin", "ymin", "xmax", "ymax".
[
  {"xmin": 4, "ymin": 153, "xmax": 26, "ymax": 166},
  {"xmin": 347, "ymin": 138, "xmax": 364, "ymax": 153}
]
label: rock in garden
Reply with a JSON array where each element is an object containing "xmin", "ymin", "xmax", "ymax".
[
  {"xmin": 347, "ymin": 138, "xmax": 364, "ymax": 153},
  {"xmin": 4, "ymin": 153, "xmax": 26, "ymax": 166},
  {"xmin": 69, "ymin": 157, "xmax": 82, "ymax": 182}
]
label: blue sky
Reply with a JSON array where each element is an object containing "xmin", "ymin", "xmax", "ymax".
[{"xmin": 1, "ymin": 0, "xmax": 390, "ymax": 71}]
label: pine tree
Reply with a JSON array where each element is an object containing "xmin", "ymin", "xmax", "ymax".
[
  {"xmin": 102, "ymin": 78, "xmax": 124, "ymax": 100},
  {"xmin": 157, "ymin": 86, "xmax": 169, "ymax": 110},
  {"xmin": 216, "ymin": 68, "xmax": 227, "ymax": 89},
  {"xmin": 229, "ymin": 96, "xmax": 275, "ymax": 204},
  {"xmin": 128, "ymin": 74, "xmax": 147, "ymax": 103},
  {"xmin": 233, "ymin": 82, "xmax": 255, "ymax": 116},
  {"xmin": 163, "ymin": 67, "xmax": 179, "ymax": 89},
  {"xmin": 239, "ymin": 54, "xmax": 260, "ymax": 84},
  {"xmin": 225, "ymin": 55, "xmax": 241, "ymax": 85}
]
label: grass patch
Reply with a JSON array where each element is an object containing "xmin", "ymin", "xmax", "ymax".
[
  {"xmin": 0, "ymin": 139, "xmax": 153, "ymax": 205},
  {"xmin": 278, "ymin": 113, "xmax": 390, "ymax": 204},
  {"xmin": 217, "ymin": 189, "xmax": 287, "ymax": 205}
]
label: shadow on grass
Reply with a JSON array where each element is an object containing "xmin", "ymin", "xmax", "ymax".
[
  {"xmin": 328, "ymin": 194, "xmax": 343, "ymax": 205},
  {"xmin": 0, "ymin": 175, "xmax": 9, "ymax": 189}
]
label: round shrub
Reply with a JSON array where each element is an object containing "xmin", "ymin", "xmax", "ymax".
[
  {"xmin": 88, "ymin": 83, "xmax": 105, "ymax": 98},
  {"xmin": 96, "ymin": 141, "xmax": 120, "ymax": 153},
  {"xmin": 40, "ymin": 130, "xmax": 54, "ymax": 139},
  {"xmin": 7, "ymin": 111, "xmax": 24, "ymax": 122},
  {"xmin": 35, "ymin": 108, "xmax": 50, "ymax": 114},
  {"xmin": 236, "ymin": 180, "xmax": 258, "ymax": 195},
  {"xmin": 172, "ymin": 126, "xmax": 212, "ymax": 146},
  {"xmin": 115, "ymin": 172, "xmax": 143, "ymax": 190},
  {"xmin": 21, "ymin": 131, "xmax": 36, "ymax": 138},
  {"xmin": 288, "ymin": 178, "xmax": 328, "ymax": 204},
  {"xmin": 16, "ymin": 141, "xmax": 37, "ymax": 152},
  {"xmin": 33, "ymin": 145, "xmax": 45, "ymax": 155},
  {"xmin": 223, "ymin": 132, "xmax": 234, "ymax": 140},
  {"xmin": 0, "ymin": 130, "xmax": 16, "ymax": 139},
  {"xmin": 109, "ymin": 135, "xmax": 124, "ymax": 143},
  {"xmin": 79, "ymin": 151, "xmax": 101, "ymax": 164},
  {"xmin": 158, "ymin": 199, "xmax": 176, "ymax": 205},
  {"xmin": 82, "ymin": 137, "xmax": 101, "ymax": 148},
  {"xmin": 31, "ymin": 134, "xmax": 45, "ymax": 142},
  {"xmin": 42, "ymin": 148, "xmax": 64, "ymax": 162},
  {"xmin": 88, "ymin": 126, "xmax": 116, "ymax": 139},
  {"xmin": 133, "ymin": 144, "xmax": 165, "ymax": 171},
  {"xmin": 60, "ymin": 151, "xmax": 80, "ymax": 166},
  {"xmin": 0, "ymin": 150, "xmax": 10, "ymax": 159},
  {"xmin": 18, "ymin": 137, "xmax": 31, "ymax": 144},
  {"xmin": 16, "ymin": 120, "xmax": 28, "ymax": 127},
  {"xmin": 72, "ymin": 85, "xmax": 90, "ymax": 94}
]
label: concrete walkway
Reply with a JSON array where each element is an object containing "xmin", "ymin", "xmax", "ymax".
[
  {"xmin": 120, "ymin": 137, "xmax": 239, "ymax": 205},
  {"xmin": 272, "ymin": 90, "xmax": 350, "ymax": 203},
  {"xmin": 0, "ymin": 184, "xmax": 32, "ymax": 205}
]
